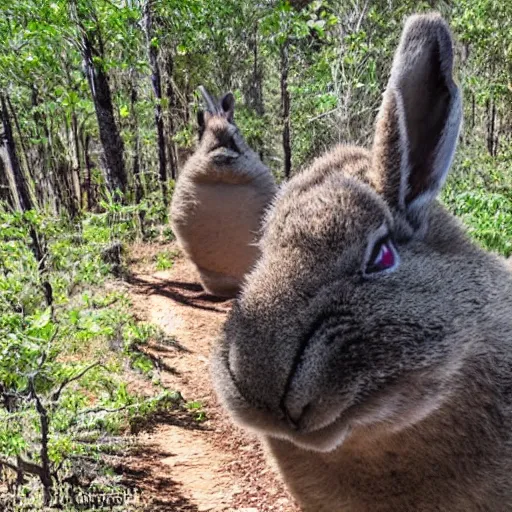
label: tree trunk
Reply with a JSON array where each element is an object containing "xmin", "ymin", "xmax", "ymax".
[
  {"xmin": 487, "ymin": 97, "xmax": 496, "ymax": 157},
  {"xmin": 247, "ymin": 22, "xmax": 265, "ymax": 117},
  {"xmin": 0, "ymin": 152, "xmax": 14, "ymax": 208},
  {"xmin": 0, "ymin": 93, "xmax": 33, "ymax": 211},
  {"xmin": 55, "ymin": 160, "xmax": 79, "ymax": 220},
  {"xmin": 72, "ymin": 0, "xmax": 127, "ymax": 197},
  {"xmin": 130, "ymin": 79, "xmax": 146, "ymax": 235},
  {"xmin": 165, "ymin": 51, "xmax": 178, "ymax": 180},
  {"xmin": 495, "ymin": 109, "xmax": 501, "ymax": 157},
  {"xmin": 31, "ymin": 87, "xmax": 56, "ymax": 211},
  {"xmin": 471, "ymin": 92, "xmax": 475, "ymax": 129},
  {"xmin": 490, "ymin": 100, "xmax": 496, "ymax": 157},
  {"xmin": 244, "ymin": 21, "xmax": 265, "ymax": 158},
  {"xmin": 82, "ymin": 37, "xmax": 126, "ymax": 194},
  {"xmin": 31, "ymin": 386, "xmax": 52, "ymax": 506},
  {"xmin": 129, "ymin": 79, "xmax": 143, "ymax": 205},
  {"xmin": 280, "ymin": 40, "xmax": 292, "ymax": 179},
  {"xmin": 144, "ymin": 0, "xmax": 168, "ymax": 205},
  {"xmin": 184, "ymin": 67, "xmax": 191, "ymax": 125},
  {"xmin": 70, "ymin": 110, "xmax": 82, "ymax": 210},
  {"xmin": 0, "ymin": 146, "xmax": 18, "ymax": 210},
  {"xmin": 6, "ymin": 96, "xmax": 36, "ymax": 197},
  {"xmin": 1, "ymin": 94, "xmax": 52, "ymax": 314},
  {"xmin": 84, "ymin": 134, "xmax": 94, "ymax": 211}
]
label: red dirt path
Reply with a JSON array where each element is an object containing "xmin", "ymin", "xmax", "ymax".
[{"xmin": 121, "ymin": 243, "xmax": 299, "ymax": 512}]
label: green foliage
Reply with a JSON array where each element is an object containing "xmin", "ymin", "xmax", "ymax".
[
  {"xmin": 155, "ymin": 249, "xmax": 176, "ymax": 271},
  {"xmin": 0, "ymin": 205, "xmax": 180, "ymax": 508},
  {"xmin": 443, "ymin": 144, "xmax": 512, "ymax": 257},
  {"xmin": 185, "ymin": 400, "xmax": 207, "ymax": 422}
]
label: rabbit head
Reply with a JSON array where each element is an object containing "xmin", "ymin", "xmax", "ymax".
[
  {"xmin": 192, "ymin": 87, "xmax": 259, "ymax": 182},
  {"xmin": 211, "ymin": 14, "xmax": 501, "ymax": 454}
]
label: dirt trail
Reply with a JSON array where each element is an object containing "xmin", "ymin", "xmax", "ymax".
[{"xmin": 122, "ymin": 244, "xmax": 298, "ymax": 512}]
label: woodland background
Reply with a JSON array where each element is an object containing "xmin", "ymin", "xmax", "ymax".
[{"xmin": 1, "ymin": 0, "xmax": 511, "ymax": 510}]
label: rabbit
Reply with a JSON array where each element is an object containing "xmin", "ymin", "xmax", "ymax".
[
  {"xmin": 171, "ymin": 87, "xmax": 277, "ymax": 298},
  {"xmin": 212, "ymin": 13, "xmax": 512, "ymax": 511}
]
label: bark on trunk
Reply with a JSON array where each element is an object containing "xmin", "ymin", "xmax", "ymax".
[
  {"xmin": 84, "ymin": 134, "xmax": 94, "ymax": 211},
  {"xmin": 280, "ymin": 40, "xmax": 292, "ymax": 179},
  {"xmin": 31, "ymin": 87, "xmax": 56, "ymax": 212},
  {"xmin": 0, "ymin": 93, "xmax": 33, "ymax": 211},
  {"xmin": 487, "ymin": 97, "xmax": 496, "ymax": 157},
  {"xmin": 144, "ymin": 0, "xmax": 168, "ymax": 204},
  {"xmin": 74, "ymin": 3, "xmax": 126, "ymax": 197},
  {"xmin": 244, "ymin": 22, "xmax": 265, "ymax": 158},
  {"xmin": 129, "ymin": 80, "xmax": 144, "ymax": 205},
  {"xmin": 70, "ymin": 110, "xmax": 82, "ymax": 209},
  {"xmin": 31, "ymin": 385, "xmax": 53, "ymax": 506},
  {"xmin": 165, "ymin": 52, "xmax": 178, "ymax": 180},
  {"xmin": 6, "ymin": 96, "xmax": 36, "ymax": 195},
  {"xmin": 247, "ymin": 22, "xmax": 265, "ymax": 117},
  {"xmin": 0, "ymin": 152, "xmax": 14, "ymax": 208}
]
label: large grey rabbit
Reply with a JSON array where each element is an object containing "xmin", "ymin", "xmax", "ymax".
[
  {"xmin": 171, "ymin": 88, "xmax": 276, "ymax": 298},
  {"xmin": 212, "ymin": 13, "xmax": 512, "ymax": 511}
]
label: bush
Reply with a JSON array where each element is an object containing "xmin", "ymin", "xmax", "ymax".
[{"xmin": 0, "ymin": 206, "xmax": 178, "ymax": 509}]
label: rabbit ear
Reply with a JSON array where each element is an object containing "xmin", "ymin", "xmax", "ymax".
[
  {"xmin": 220, "ymin": 92, "xmax": 235, "ymax": 123},
  {"xmin": 198, "ymin": 85, "xmax": 219, "ymax": 114},
  {"xmin": 371, "ymin": 14, "xmax": 462, "ymax": 231},
  {"xmin": 197, "ymin": 110, "xmax": 206, "ymax": 140}
]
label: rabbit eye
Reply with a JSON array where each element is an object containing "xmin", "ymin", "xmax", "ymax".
[
  {"xmin": 212, "ymin": 147, "xmax": 239, "ymax": 165},
  {"xmin": 211, "ymin": 137, "xmax": 239, "ymax": 155},
  {"xmin": 365, "ymin": 237, "xmax": 398, "ymax": 275},
  {"xmin": 227, "ymin": 138, "xmax": 239, "ymax": 153}
]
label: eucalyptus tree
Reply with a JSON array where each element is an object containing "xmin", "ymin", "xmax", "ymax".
[
  {"xmin": 69, "ymin": 0, "xmax": 127, "ymax": 196},
  {"xmin": 0, "ymin": 93, "xmax": 31, "ymax": 211},
  {"xmin": 143, "ymin": 0, "xmax": 168, "ymax": 202}
]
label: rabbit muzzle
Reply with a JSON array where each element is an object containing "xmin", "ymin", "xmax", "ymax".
[
  {"xmin": 211, "ymin": 333, "xmax": 355, "ymax": 452},
  {"xmin": 211, "ymin": 286, "xmax": 376, "ymax": 452}
]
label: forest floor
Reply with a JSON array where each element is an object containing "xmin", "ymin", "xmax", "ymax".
[{"xmin": 119, "ymin": 242, "xmax": 299, "ymax": 512}]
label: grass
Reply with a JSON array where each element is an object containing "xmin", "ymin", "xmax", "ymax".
[
  {"xmin": 154, "ymin": 249, "xmax": 177, "ymax": 271},
  {"xmin": 185, "ymin": 400, "xmax": 207, "ymax": 422}
]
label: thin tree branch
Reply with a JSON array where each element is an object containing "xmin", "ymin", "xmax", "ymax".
[
  {"xmin": 52, "ymin": 362, "xmax": 104, "ymax": 403},
  {"xmin": 0, "ymin": 456, "xmax": 44, "ymax": 479},
  {"xmin": 77, "ymin": 402, "xmax": 137, "ymax": 416}
]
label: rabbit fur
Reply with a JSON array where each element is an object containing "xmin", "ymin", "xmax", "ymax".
[
  {"xmin": 212, "ymin": 13, "xmax": 512, "ymax": 511},
  {"xmin": 171, "ymin": 90, "xmax": 276, "ymax": 297}
]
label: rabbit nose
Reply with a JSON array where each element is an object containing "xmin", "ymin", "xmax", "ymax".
[{"xmin": 281, "ymin": 397, "xmax": 311, "ymax": 430}]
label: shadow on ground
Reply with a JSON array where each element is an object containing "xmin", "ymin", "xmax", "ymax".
[
  {"xmin": 118, "ymin": 444, "xmax": 200, "ymax": 512},
  {"xmin": 130, "ymin": 395, "xmax": 211, "ymax": 436},
  {"xmin": 126, "ymin": 273, "xmax": 232, "ymax": 313}
]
